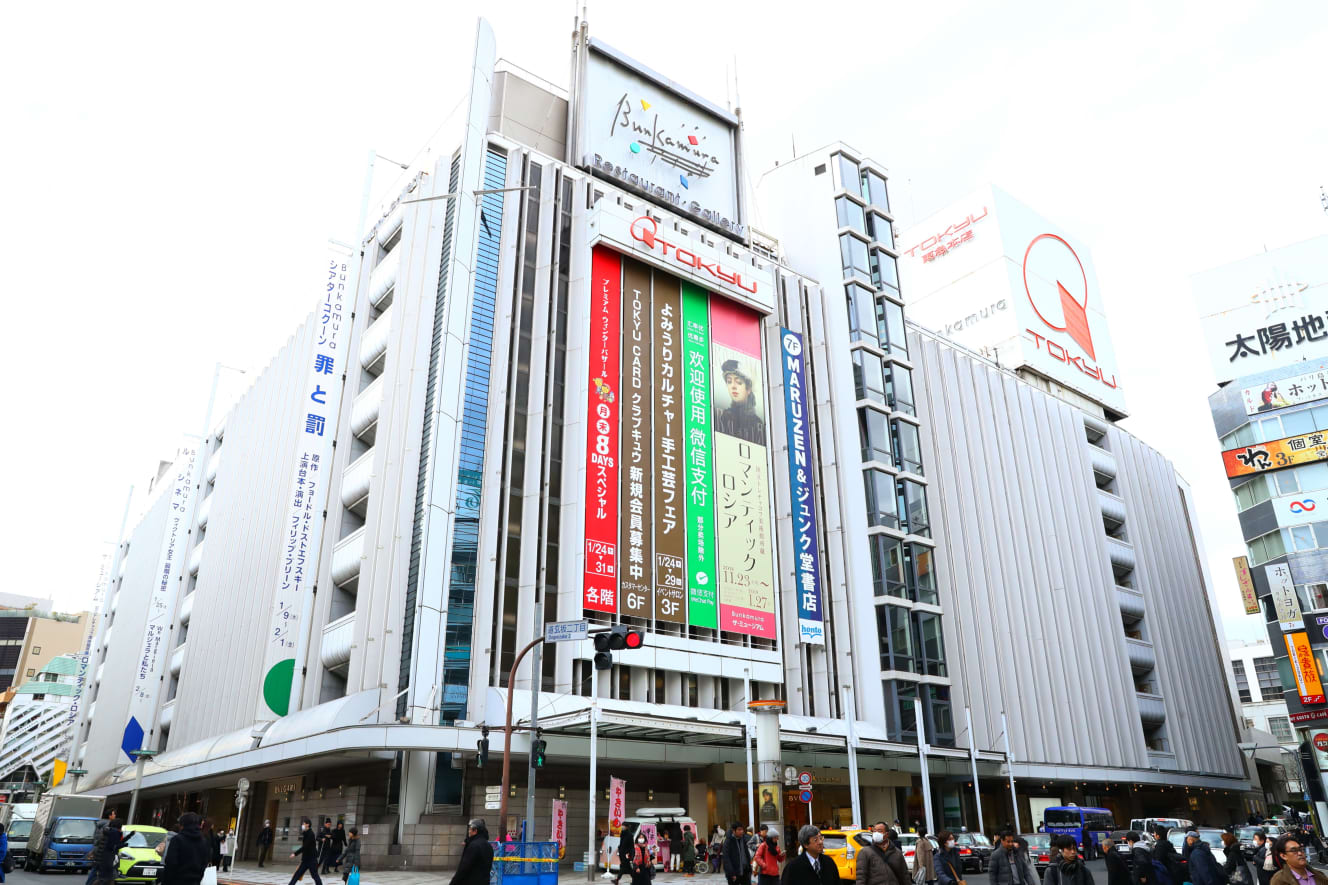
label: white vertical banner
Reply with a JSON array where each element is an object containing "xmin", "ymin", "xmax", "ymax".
[
  {"xmin": 257, "ymin": 244, "xmax": 353, "ymax": 719},
  {"xmin": 121, "ymin": 446, "xmax": 197, "ymax": 762},
  {"xmin": 68, "ymin": 550, "xmax": 110, "ymax": 732},
  {"xmin": 552, "ymin": 799, "xmax": 568, "ymax": 858}
]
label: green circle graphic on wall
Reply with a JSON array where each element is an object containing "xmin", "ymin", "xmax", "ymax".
[{"xmin": 263, "ymin": 659, "xmax": 295, "ymax": 716}]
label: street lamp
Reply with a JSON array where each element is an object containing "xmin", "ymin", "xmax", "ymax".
[
  {"xmin": 126, "ymin": 748, "xmax": 160, "ymax": 824},
  {"xmin": 68, "ymin": 768, "xmax": 88, "ymax": 794}
]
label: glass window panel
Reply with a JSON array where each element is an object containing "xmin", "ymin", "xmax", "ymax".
[
  {"xmin": 1315, "ymin": 524, "xmax": 1328, "ymax": 549},
  {"xmin": 912, "ymin": 544, "xmax": 937, "ymax": 605},
  {"xmin": 872, "ymin": 250, "xmax": 900, "ymax": 290},
  {"xmin": 886, "ymin": 365, "xmax": 916, "ymax": 416},
  {"xmin": 854, "ymin": 351, "xmax": 886, "ymax": 404},
  {"xmin": 1314, "ymin": 405, "xmax": 1328, "ymax": 429},
  {"xmin": 846, "ymin": 284, "xmax": 877, "ymax": 343},
  {"xmin": 892, "ymin": 419, "xmax": 924, "ymax": 475},
  {"xmin": 837, "ymin": 154, "xmax": 860, "ymax": 192},
  {"xmin": 1277, "ymin": 657, "xmax": 1295, "ymax": 696},
  {"xmin": 1258, "ymin": 416, "xmax": 1283, "ymax": 442},
  {"xmin": 867, "ymin": 212, "xmax": 894, "ymax": 248},
  {"xmin": 864, "ymin": 170, "xmax": 890, "ymax": 212},
  {"xmin": 840, "ymin": 234, "xmax": 871, "ymax": 283},
  {"xmin": 1283, "ymin": 409, "xmax": 1316, "ymax": 436},
  {"xmin": 864, "ymin": 468, "xmax": 899, "ymax": 529},
  {"xmin": 897, "ymin": 479, "xmax": 930, "ymax": 537},
  {"xmin": 1299, "ymin": 582, "xmax": 1328, "ymax": 612},
  {"xmin": 859, "ymin": 408, "xmax": 892, "ymax": 463},
  {"xmin": 871, "ymin": 537, "xmax": 907, "ymax": 598},
  {"xmin": 878, "ymin": 298, "xmax": 908, "ymax": 357},
  {"xmin": 926, "ymin": 685, "xmax": 954, "ymax": 744},
  {"xmin": 1266, "ymin": 529, "xmax": 1287, "ymax": 560},
  {"xmin": 1277, "ymin": 470, "xmax": 1301, "ymax": 494},
  {"xmin": 836, "ymin": 196, "xmax": 866, "ymax": 233},
  {"xmin": 1292, "ymin": 525, "xmax": 1318, "ymax": 551},
  {"xmin": 1299, "ymin": 462, "xmax": 1328, "ymax": 491},
  {"xmin": 884, "ymin": 679, "xmax": 918, "ymax": 741},
  {"xmin": 914, "ymin": 611, "xmax": 946, "ymax": 676},
  {"xmin": 875, "ymin": 607, "xmax": 915, "ymax": 673}
]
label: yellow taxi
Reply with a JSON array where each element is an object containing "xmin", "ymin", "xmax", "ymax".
[{"xmin": 818, "ymin": 829, "xmax": 873, "ymax": 881}]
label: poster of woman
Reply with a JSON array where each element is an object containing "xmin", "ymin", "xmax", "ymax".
[{"xmin": 712, "ymin": 350, "xmax": 766, "ymax": 444}]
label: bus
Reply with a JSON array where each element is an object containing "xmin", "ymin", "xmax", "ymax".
[{"xmin": 1044, "ymin": 805, "xmax": 1116, "ymax": 858}]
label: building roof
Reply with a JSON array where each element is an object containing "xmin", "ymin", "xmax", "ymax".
[
  {"xmin": 14, "ymin": 681, "xmax": 76, "ymax": 697},
  {"xmin": 40, "ymin": 657, "xmax": 79, "ymax": 676}
]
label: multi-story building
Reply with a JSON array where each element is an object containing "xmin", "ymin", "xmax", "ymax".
[
  {"xmin": 1230, "ymin": 638, "xmax": 1303, "ymax": 801},
  {"xmin": 1199, "ymin": 235, "xmax": 1328, "ymax": 821},
  {"xmin": 70, "ymin": 18, "xmax": 1251, "ymax": 866},
  {"xmin": 0, "ymin": 655, "xmax": 82, "ymax": 798}
]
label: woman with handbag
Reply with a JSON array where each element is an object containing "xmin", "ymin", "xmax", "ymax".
[
  {"xmin": 914, "ymin": 834, "xmax": 937, "ymax": 885},
  {"xmin": 1223, "ymin": 833, "xmax": 1252, "ymax": 885},
  {"xmin": 340, "ymin": 828, "xmax": 362, "ymax": 884},
  {"xmin": 935, "ymin": 832, "xmax": 964, "ymax": 885},
  {"xmin": 754, "ymin": 831, "xmax": 785, "ymax": 885},
  {"xmin": 630, "ymin": 834, "xmax": 654, "ymax": 885}
]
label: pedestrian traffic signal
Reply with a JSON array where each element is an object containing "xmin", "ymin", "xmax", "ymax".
[
  {"xmin": 532, "ymin": 738, "xmax": 547, "ymax": 769},
  {"xmin": 592, "ymin": 626, "xmax": 645, "ymax": 670}
]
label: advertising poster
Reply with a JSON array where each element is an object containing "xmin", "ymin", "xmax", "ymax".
[
  {"xmin": 1242, "ymin": 367, "xmax": 1328, "ymax": 415},
  {"xmin": 1223, "ymin": 430, "xmax": 1328, "ymax": 478},
  {"xmin": 779, "ymin": 328, "xmax": 825, "ymax": 645},
  {"xmin": 609, "ymin": 776, "xmax": 627, "ymax": 835},
  {"xmin": 682, "ymin": 283, "xmax": 718, "ymax": 628},
  {"xmin": 758, "ymin": 784, "xmax": 781, "ymax": 822},
  {"xmin": 1286, "ymin": 631, "xmax": 1326, "ymax": 705},
  {"xmin": 552, "ymin": 799, "xmax": 568, "ymax": 858},
  {"xmin": 1269, "ymin": 562, "xmax": 1305, "ymax": 632},
  {"xmin": 1233, "ymin": 556, "xmax": 1260, "ymax": 615},
  {"xmin": 711, "ymin": 297, "xmax": 776, "ymax": 637},
  {"xmin": 584, "ymin": 247, "xmax": 622, "ymax": 614},
  {"xmin": 620, "ymin": 259, "xmax": 653, "ymax": 620},
  {"xmin": 652, "ymin": 273, "xmax": 688, "ymax": 623}
]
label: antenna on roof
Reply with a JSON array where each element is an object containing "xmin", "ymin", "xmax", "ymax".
[{"xmin": 733, "ymin": 54, "xmax": 742, "ymax": 116}]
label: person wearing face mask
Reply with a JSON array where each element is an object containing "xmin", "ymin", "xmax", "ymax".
[
  {"xmin": 630, "ymin": 833, "xmax": 655, "ymax": 885},
  {"xmin": 935, "ymin": 833, "xmax": 964, "ymax": 885},
  {"xmin": 755, "ymin": 831, "xmax": 786, "ymax": 885},
  {"xmin": 856, "ymin": 825, "xmax": 902, "ymax": 885},
  {"xmin": 914, "ymin": 831, "xmax": 937, "ymax": 885},
  {"xmin": 288, "ymin": 819, "xmax": 324, "ymax": 885}
]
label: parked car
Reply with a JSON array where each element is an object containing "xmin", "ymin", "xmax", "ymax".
[
  {"xmin": 1130, "ymin": 818, "xmax": 1193, "ymax": 835},
  {"xmin": 897, "ymin": 834, "xmax": 941, "ymax": 869},
  {"xmin": 1020, "ymin": 833, "xmax": 1053, "ymax": 878},
  {"xmin": 117, "ymin": 825, "xmax": 168, "ymax": 883},
  {"xmin": 956, "ymin": 832, "xmax": 994, "ymax": 872}
]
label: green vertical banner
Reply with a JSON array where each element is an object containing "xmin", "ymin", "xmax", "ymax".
[{"xmin": 681, "ymin": 282, "xmax": 718, "ymax": 628}]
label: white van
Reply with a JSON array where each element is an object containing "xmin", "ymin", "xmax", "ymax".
[
  {"xmin": 1129, "ymin": 818, "xmax": 1193, "ymax": 834},
  {"xmin": 599, "ymin": 808, "xmax": 700, "ymax": 873}
]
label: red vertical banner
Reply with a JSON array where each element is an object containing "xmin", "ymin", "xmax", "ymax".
[{"xmin": 584, "ymin": 247, "xmax": 622, "ymax": 614}]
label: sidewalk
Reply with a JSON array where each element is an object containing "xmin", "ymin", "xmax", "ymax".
[{"xmin": 219, "ymin": 861, "xmax": 727, "ymax": 885}]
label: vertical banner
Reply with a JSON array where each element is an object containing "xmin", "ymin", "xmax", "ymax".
[
  {"xmin": 681, "ymin": 283, "xmax": 718, "ymax": 628},
  {"xmin": 711, "ymin": 297, "xmax": 776, "ymax": 637},
  {"xmin": 608, "ymin": 776, "xmax": 627, "ymax": 835},
  {"xmin": 1286, "ymin": 631, "xmax": 1326, "ymax": 704},
  {"xmin": 1269, "ymin": 562, "xmax": 1304, "ymax": 632},
  {"xmin": 123, "ymin": 445, "xmax": 197, "ymax": 760},
  {"xmin": 584, "ymin": 246, "xmax": 622, "ymax": 614},
  {"xmin": 70, "ymin": 550, "xmax": 110, "ymax": 731},
  {"xmin": 258, "ymin": 244, "xmax": 352, "ymax": 719},
  {"xmin": 1233, "ymin": 556, "xmax": 1260, "ymax": 615},
  {"xmin": 652, "ymin": 274, "xmax": 687, "ymax": 623},
  {"xmin": 552, "ymin": 799, "xmax": 568, "ymax": 859},
  {"xmin": 620, "ymin": 260, "xmax": 653, "ymax": 620},
  {"xmin": 779, "ymin": 328, "xmax": 825, "ymax": 646}
]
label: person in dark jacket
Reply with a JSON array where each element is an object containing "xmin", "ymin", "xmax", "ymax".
[
  {"xmin": 1252, "ymin": 831, "xmax": 1275, "ymax": 885},
  {"xmin": 319, "ymin": 820, "xmax": 337, "ymax": 874},
  {"xmin": 615, "ymin": 831, "xmax": 636, "ymax": 885},
  {"xmin": 876, "ymin": 826, "xmax": 910, "ymax": 885},
  {"xmin": 257, "ymin": 820, "xmax": 273, "ymax": 868},
  {"xmin": 1185, "ymin": 833, "xmax": 1227, "ymax": 885},
  {"xmin": 628, "ymin": 833, "xmax": 654, "ymax": 885},
  {"xmin": 448, "ymin": 819, "xmax": 494, "ymax": 885},
  {"xmin": 85, "ymin": 812, "xmax": 119, "ymax": 885},
  {"xmin": 1222, "ymin": 833, "xmax": 1251, "ymax": 885},
  {"xmin": 1104, "ymin": 838, "xmax": 1130, "ymax": 885},
  {"xmin": 328, "ymin": 823, "xmax": 348, "ymax": 873},
  {"xmin": 162, "ymin": 814, "xmax": 211, "ymax": 885},
  {"xmin": 682, "ymin": 830, "xmax": 698, "ymax": 877},
  {"xmin": 1126, "ymin": 832, "xmax": 1155, "ymax": 885},
  {"xmin": 935, "ymin": 832, "xmax": 964, "ymax": 885},
  {"xmin": 781, "ymin": 827, "xmax": 839, "ymax": 885},
  {"xmin": 991, "ymin": 832, "xmax": 1036, "ymax": 885},
  {"xmin": 288, "ymin": 819, "xmax": 325, "ymax": 885},
  {"xmin": 1153, "ymin": 828, "xmax": 1183, "ymax": 885},
  {"xmin": 200, "ymin": 820, "xmax": 220, "ymax": 869},
  {"xmin": 1045, "ymin": 835, "xmax": 1095, "ymax": 885},
  {"xmin": 723, "ymin": 824, "xmax": 753, "ymax": 885},
  {"xmin": 91, "ymin": 819, "xmax": 126, "ymax": 885},
  {"xmin": 339, "ymin": 828, "xmax": 361, "ymax": 883}
]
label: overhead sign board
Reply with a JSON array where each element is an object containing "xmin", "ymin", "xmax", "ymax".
[
  {"xmin": 1287, "ymin": 630, "xmax": 1326, "ymax": 705},
  {"xmin": 544, "ymin": 620, "xmax": 590, "ymax": 643},
  {"xmin": 1193, "ymin": 236, "xmax": 1328, "ymax": 386},
  {"xmin": 1222, "ymin": 430, "xmax": 1328, "ymax": 478},
  {"xmin": 899, "ymin": 185, "xmax": 1127, "ymax": 417},
  {"xmin": 1241, "ymin": 362, "xmax": 1328, "ymax": 415},
  {"xmin": 577, "ymin": 39, "xmax": 744, "ymax": 240}
]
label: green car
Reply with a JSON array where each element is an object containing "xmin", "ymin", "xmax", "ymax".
[{"xmin": 116, "ymin": 825, "xmax": 168, "ymax": 882}]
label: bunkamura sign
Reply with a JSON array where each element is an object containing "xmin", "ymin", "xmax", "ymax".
[
  {"xmin": 780, "ymin": 328, "xmax": 825, "ymax": 645},
  {"xmin": 258, "ymin": 244, "xmax": 352, "ymax": 719},
  {"xmin": 1222, "ymin": 430, "xmax": 1328, "ymax": 478},
  {"xmin": 1241, "ymin": 362, "xmax": 1328, "ymax": 415},
  {"xmin": 578, "ymin": 39, "xmax": 744, "ymax": 240}
]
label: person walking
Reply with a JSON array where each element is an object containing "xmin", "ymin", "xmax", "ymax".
[
  {"xmin": 1222, "ymin": 833, "xmax": 1253, "ymax": 885},
  {"xmin": 200, "ymin": 820, "xmax": 220, "ymax": 870},
  {"xmin": 1153, "ymin": 827, "xmax": 1183, "ymax": 885},
  {"xmin": 339, "ymin": 829, "xmax": 361, "ymax": 883},
  {"xmin": 723, "ymin": 823, "xmax": 753, "ymax": 885},
  {"xmin": 615, "ymin": 830, "xmax": 637, "ymax": 885},
  {"xmin": 628, "ymin": 833, "xmax": 654, "ymax": 885},
  {"xmin": 1185, "ymin": 832, "xmax": 1227, "ymax": 885},
  {"xmin": 682, "ymin": 829, "xmax": 698, "ymax": 877},
  {"xmin": 990, "ymin": 832, "xmax": 1035, "ymax": 885},
  {"xmin": 319, "ymin": 819, "xmax": 337, "ymax": 874},
  {"xmin": 856, "ymin": 826, "xmax": 901, "ymax": 885},
  {"xmin": 935, "ymin": 833, "xmax": 964, "ymax": 885},
  {"xmin": 755, "ymin": 830, "xmax": 786, "ymax": 885},
  {"xmin": 92, "ymin": 819, "xmax": 127, "ymax": 885},
  {"xmin": 86, "ymin": 811, "xmax": 119, "ymax": 885},
  {"xmin": 331, "ymin": 823, "xmax": 348, "ymax": 873},
  {"xmin": 1270, "ymin": 834, "xmax": 1328, "ymax": 885},
  {"xmin": 1126, "ymin": 832, "xmax": 1156, "ymax": 885},
  {"xmin": 1044, "ymin": 835, "xmax": 1095, "ymax": 885},
  {"xmin": 220, "ymin": 830, "xmax": 234, "ymax": 873},
  {"xmin": 782, "ymin": 827, "xmax": 838, "ymax": 885},
  {"xmin": 288, "ymin": 819, "xmax": 325, "ymax": 885},
  {"xmin": 1252, "ymin": 831, "xmax": 1275, "ymax": 885},
  {"xmin": 878, "ymin": 827, "xmax": 910, "ymax": 885},
  {"xmin": 162, "ymin": 814, "xmax": 210, "ymax": 885},
  {"xmin": 915, "ymin": 831, "xmax": 937, "ymax": 885},
  {"xmin": 1103, "ymin": 838, "xmax": 1130, "ymax": 885},
  {"xmin": 257, "ymin": 820, "xmax": 273, "ymax": 868},
  {"xmin": 448, "ymin": 819, "xmax": 494, "ymax": 885}
]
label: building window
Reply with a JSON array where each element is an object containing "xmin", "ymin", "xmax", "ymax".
[
  {"xmin": 867, "ymin": 212, "xmax": 894, "ymax": 249},
  {"xmin": 926, "ymin": 685, "xmax": 955, "ymax": 746},
  {"xmin": 836, "ymin": 196, "xmax": 866, "ymax": 234},
  {"xmin": 912, "ymin": 545, "xmax": 937, "ymax": 605},
  {"xmin": 1232, "ymin": 476, "xmax": 1272, "ymax": 511},
  {"xmin": 1243, "ymin": 717, "xmax": 1255, "ymax": 729},
  {"xmin": 914, "ymin": 611, "xmax": 946, "ymax": 676},
  {"xmin": 1248, "ymin": 528, "xmax": 1287, "ymax": 565},
  {"xmin": 871, "ymin": 249, "xmax": 901, "ymax": 296},
  {"xmin": 892, "ymin": 419, "xmax": 924, "ymax": 476},
  {"xmin": 1221, "ymin": 424, "xmax": 1256, "ymax": 449},
  {"xmin": 897, "ymin": 479, "xmax": 930, "ymax": 537},
  {"xmin": 836, "ymin": 153, "xmax": 860, "ymax": 192},
  {"xmin": 876, "ymin": 606, "xmax": 916, "ymax": 673},
  {"xmin": 859, "ymin": 408, "xmax": 892, "ymax": 465},
  {"xmin": 1268, "ymin": 715, "xmax": 1294, "ymax": 743},
  {"xmin": 861, "ymin": 169, "xmax": 890, "ymax": 213},
  {"xmin": 885, "ymin": 365, "xmax": 915, "ymax": 416},
  {"xmin": 31, "ymin": 647, "xmax": 40, "ymax": 656},
  {"xmin": 24, "ymin": 669, "xmax": 33, "ymax": 678},
  {"xmin": 854, "ymin": 351, "xmax": 886, "ymax": 405},
  {"xmin": 1232, "ymin": 659, "xmax": 1251, "ymax": 703},
  {"xmin": 840, "ymin": 233, "xmax": 871, "ymax": 284},
  {"xmin": 876, "ymin": 298, "xmax": 908, "ymax": 358},
  {"xmin": 1301, "ymin": 583, "xmax": 1328, "ymax": 612},
  {"xmin": 870, "ymin": 537, "xmax": 907, "ymax": 598},
  {"xmin": 685, "ymin": 673, "xmax": 698, "ymax": 707},
  {"xmin": 846, "ymin": 284, "xmax": 879, "ymax": 344},
  {"xmin": 863, "ymin": 468, "xmax": 900, "ymax": 529},
  {"xmin": 883, "ymin": 679, "xmax": 918, "ymax": 742},
  {"xmin": 1254, "ymin": 656, "xmax": 1283, "ymax": 697}
]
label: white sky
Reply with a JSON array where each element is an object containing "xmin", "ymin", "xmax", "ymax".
[{"xmin": 4, "ymin": 1, "xmax": 1326, "ymax": 644}]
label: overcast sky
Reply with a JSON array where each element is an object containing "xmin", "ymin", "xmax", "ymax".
[{"xmin": 4, "ymin": 1, "xmax": 1326, "ymax": 643}]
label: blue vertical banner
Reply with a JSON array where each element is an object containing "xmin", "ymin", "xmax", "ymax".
[{"xmin": 779, "ymin": 328, "xmax": 825, "ymax": 645}]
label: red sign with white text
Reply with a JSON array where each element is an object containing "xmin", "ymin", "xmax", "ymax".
[{"xmin": 584, "ymin": 247, "xmax": 622, "ymax": 613}]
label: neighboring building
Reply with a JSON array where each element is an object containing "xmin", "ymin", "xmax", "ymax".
[
  {"xmin": 1200, "ymin": 235, "xmax": 1328, "ymax": 821},
  {"xmin": 1230, "ymin": 638, "xmax": 1303, "ymax": 802},
  {"xmin": 0, "ymin": 655, "xmax": 81, "ymax": 799},
  {"xmin": 70, "ymin": 18, "xmax": 1250, "ymax": 867}
]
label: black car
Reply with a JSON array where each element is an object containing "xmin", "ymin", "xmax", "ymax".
[
  {"xmin": 956, "ymin": 832, "xmax": 994, "ymax": 872},
  {"xmin": 1020, "ymin": 834, "xmax": 1053, "ymax": 878}
]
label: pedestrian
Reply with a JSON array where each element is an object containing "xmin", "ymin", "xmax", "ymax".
[
  {"xmin": 915, "ymin": 831, "xmax": 937, "ymax": 885},
  {"xmin": 616, "ymin": 830, "xmax": 636, "ymax": 885},
  {"xmin": 723, "ymin": 823, "xmax": 752, "ymax": 885},
  {"xmin": 339, "ymin": 829, "xmax": 361, "ymax": 884},
  {"xmin": 1252, "ymin": 831, "xmax": 1275, "ymax": 885},
  {"xmin": 935, "ymin": 833, "xmax": 964, "ymax": 885},
  {"xmin": 1184, "ymin": 832, "xmax": 1226, "ymax": 885},
  {"xmin": 781, "ymin": 827, "xmax": 838, "ymax": 885},
  {"xmin": 1126, "ymin": 832, "xmax": 1155, "ymax": 885},
  {"xmin": 1104, "ymin": 838, "xmax": 1129, "ymax": 885},
  {"xmin": 257, "ymin": 820, "xmax": 273, "ymax": 868},
  {"xmin": 755, "ymin": 830, "xmax": 785, "ymax": 885},
  {"xmin": 669, "ymin": 827, "xmax": 682, "ymax": 873},
  {"xmin": 331, "ymin": 823, "xmax": 348, "ymax": 873},
  {"xmin": 1271, "ymin": 834, "xmax": 1328, "ymax": 885},
  {"xmin": 1044, "ymin": 835, "xmax": 1095, "ymax": 885},
  {"xmin": 288, "ymin": 819, "xmax": 325, "ymax": 885},
  {"xmin": 320, "ymin": 819, "xmax": 337, "ymax": 874},
  {"xmin": 220, "ymin": 830, "xmax": 234, "ymax": 873},
  {"xmin": 93, "ymin": 819, "xmax": 127, "ymax": 885},
  {"xmin": 856, "ymin": 826, "xmax": 900, "ymax": 885},
  {"xmin": 448, "ymin": 819, "xmax": 494, "ymax": 885},
  {"xmin": 1222, "ymin": 833, "xmax": 1253, "ymax": 885},
  {"xmin": 752, "ymin": 825, "xmax": 770, "ymax": 857},
  {"xmin": 1015, "ymin": 838, "xmax": 1039, "ymax": 885},
  {"xmin": 990, "ymin": 832, "xmax": 1035, "ymax": 885},
  {"xmin": 1153, "ymin": 827, "xmax": 1182, "ymax": 885},
  {"xmin": 200, "ymin": 820, "xmax": 219, "ymax": 869},
  {"xmin": 682, "ymin": 829, "xmax": 698, "ymax": 878},
  {"xmin": 875, "ymin": 826, "xmax": 910, "ymax": 885},
  {"xmin": 162, "ymin": 814, "xmax": 209, "ymax": 885},
  {"xmin": 628, "ymin": 832, "xmax": 654, "ymax": 885},
  {"xmin": 86, "ymin": 811, "xmax": 119, "ymax": 885}
]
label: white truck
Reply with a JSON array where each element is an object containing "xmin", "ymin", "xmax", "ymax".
[{"xmin": 2, "ymin": 803, "xmax": 40, "ymax": 869}]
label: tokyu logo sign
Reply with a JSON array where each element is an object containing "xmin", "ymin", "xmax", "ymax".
[
  {"xmin": 1022, "ymin": 233, "xmax": 1118, "ymax": 393},
  {"xmin": 629, "ymin": 215, "xmax": 759, "ymax": 295}
]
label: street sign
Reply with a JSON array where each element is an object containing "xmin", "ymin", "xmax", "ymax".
[
  {"xmin": 485, "ymin": 800, "xmax": 502, "ymax": 811},
  {"xmin": 783, "ymin": 765, "xmax": 797, "ymax": 782},
  {"xmin": 545, "ymin": 620, "xmax": 590, "ymax": 643},
  {"xmin": 798, "ymin": 771, "xmax": 812, "ymax": 786},
  {"xmin": 799, "ymin": 790, "xmax": 813, "ymax": 803},
  {"xmin": 485, "ymin": 785, "xmax": 503, "ymax": 795}
]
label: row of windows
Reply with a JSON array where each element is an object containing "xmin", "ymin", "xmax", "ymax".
[
  {"xmin": 883, "ymin": 680, "xmax": 953, "ymax": 745},
  {"xmin": 876, "ymin": 604, "xmax": 947, "ymax": 677},
  {"xmin": 847, "ymin": 284, "xmax": 908, "ymax": 357},
  {"xmin": 859, "ymin": 409, "xmax": 924, "ymax": 475},
  {"xmin": 1233, "ymin": 461, "xmax": 1328, "ymax": 510},
  {"xmin": 1247, "ymin": 521, "xmax": 1328, "ymax": 564},
  {"xmin": 835, "ymin": 196, "xmax": 895, "ymax": 249},
  {"xmin": 1222, "ymin": 403, "xmax": 1328, "ymax": 450},
  {"xmin": 1232, "ymin": 656, "xmax": 1284, "ymax": 702},
  {"xmin": 867, "ymin": 537, "xmax": 937, "ymax": 605},
  {"xmin": 855, "ymin": 351, "xmax": 916, "ymax": 418},
  {"xmin": 864, "ymin": 470, "xmax": 931, "ymax": 536},
  {"xmin": 840, "ymin": 233, "xmax": 901, "ymax": 296},
  {"xmin": 837, "ymin": 153, "xmax": 890, "ymax": 214}
]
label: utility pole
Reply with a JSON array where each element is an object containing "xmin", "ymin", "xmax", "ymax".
[{"xmin": 525, "ymin": 602, "xmax": 544, "ymax": 836}]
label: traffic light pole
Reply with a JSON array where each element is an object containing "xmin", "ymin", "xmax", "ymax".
[
  {"xmin": 499, "ymin": 634, "xmax": 547, "ymax": 836},
  {"xmin": 525, "ymin": 603, "xmax": 544, "ymax": 837}
]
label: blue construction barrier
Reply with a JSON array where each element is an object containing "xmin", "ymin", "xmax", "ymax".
[{"xmin": 489, "ymin": 841, "xmax": 560, "ymax": 885}]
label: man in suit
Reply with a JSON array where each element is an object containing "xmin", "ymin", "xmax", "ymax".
[{"xmin": 782, "ymin": 826, "xmax": 840, "ymax": 885}]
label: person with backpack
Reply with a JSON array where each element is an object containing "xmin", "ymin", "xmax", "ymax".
[
  {"xmin": 1126, "ymin": 832, "xmax": 1155, "ymax": 885},
  {"xmin": 1153, "ymin": 827, "xmax": 1182, "ymax": 885},
  {"xmin": 1185, "ymin": 832, "xmax": 1227, "ymax": 885}
]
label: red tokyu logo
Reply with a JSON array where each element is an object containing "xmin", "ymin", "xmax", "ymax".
[
  {"xmin": 629, "ymin": 215, "xmax": 757, "ymax": 294},
  {"xmin": 1022, "ymin": 233, "xmax": 1118, "ymax": 393}
]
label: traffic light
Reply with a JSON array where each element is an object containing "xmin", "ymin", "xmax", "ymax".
[
  {"xmin": 593, "ymin": 625, "xmax": 645, "ymax": 670},
  {"xmin": 477, "ymin": 726, "xmax": 489, "ymax": 767},
  {"xmin": 532, "ymin": 732, "xmax": 547, "ymax": 769}
]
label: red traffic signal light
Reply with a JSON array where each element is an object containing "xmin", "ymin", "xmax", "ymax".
[{"xmin": 622, "ymin": 628, "xmax": 643, "ymax": 649}]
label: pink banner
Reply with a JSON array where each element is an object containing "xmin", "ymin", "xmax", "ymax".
[
  {"xmin": 552, "ymin": 799, "xmax": 567, "ymax": 858},
  {"xmin": 609, "ymin": 776, "xmax": 627, "ymax": 836}
]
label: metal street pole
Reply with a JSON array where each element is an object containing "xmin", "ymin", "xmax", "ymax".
[
  {"xmin": 499, "ymin": 635, "xmax": 547, "ymax": 832},
  {"xmin": 587, "ymin": 663, "xmax": 599, "ymax": 883},
  {"xmin": 842, "ymin": 685, "xmax": 862, "ymax": 828},
  {"xmin": 742, "ymin": 671, "xmax": 755, "ymax": 828},
  {"xmin": 233, "ymin": 779, "xmax": 249, "ymax": 862},
  {"xmin": 126, "ymin": 751, "xmax": 149, "ymax": 824},
  {"xmin": 914, "ymin": 698, "xmax": 934, "ymax": 835},
  {"xmin": 965, "ymin": 707, "xmax": 985, "ymax": 833},
  {"xmin": 1001, "ymin": 712, "xmax": 1021, "ymax": 832},
  {"xmin": 526, "ymin": 602, "xmax": 544, "ymax": 836}
]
